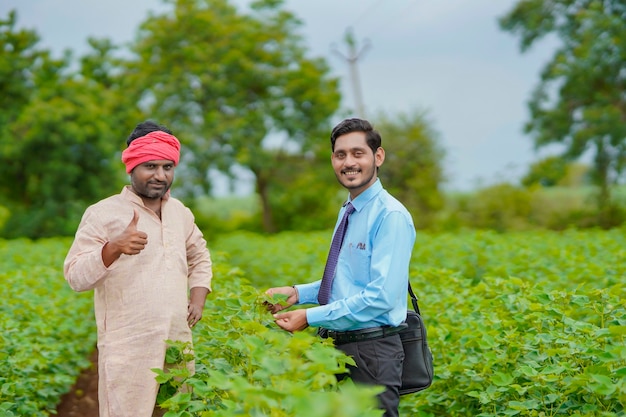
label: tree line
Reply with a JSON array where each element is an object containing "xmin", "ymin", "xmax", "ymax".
[
  {"xmin": 500, "ymin": 0, "xmax": 626, "ymax": 226},
  {"xmin": 0, "ymin": 0, "xmax": 444, "ymax": 238},
  {"xmin": 2, "ymin": 0, "xmax": 626, "ymax": 237}
]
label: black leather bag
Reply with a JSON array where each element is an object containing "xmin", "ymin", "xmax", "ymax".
[{"xmin": 399, "ymin": 284, "xmax": 434, "ymax": 395}]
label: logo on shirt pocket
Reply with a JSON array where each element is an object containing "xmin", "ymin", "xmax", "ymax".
[{"xmin": 356, "ymin": 242, "xmax": 367, "ymax": 250}]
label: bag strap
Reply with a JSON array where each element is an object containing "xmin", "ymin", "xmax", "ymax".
[{"xmin": 408, "ymin": 283, "xmax": 421, "ymax": 315}]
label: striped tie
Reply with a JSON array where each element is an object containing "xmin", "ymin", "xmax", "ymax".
[{"xmin": 318, "ymin": 202, "xmax": 355, "ymax": 305}]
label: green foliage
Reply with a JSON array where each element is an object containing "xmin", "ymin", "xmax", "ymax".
[
  {"xmin": 409, "ymin": 229, "xmax": 626, "ymax": 289},
  {"xmin": 154, "ymin": 279, "xmax": 384, "ymax": 416},
  {"xmin": 0, "ymin": 10, "xmax": 46, "ymax": 132},
  {"xmin": 1, "ymin": 4, "xmax": 450, "ymax": 238},
  {"xmin": 0, "ymin": 13, "xmax": 137, "ymax": 238},
  {"xmin": 266, "ymin": 154, "xmax": 344, "ymax": 232},
  {"xmin": 521, "ymin": 158, "xmax": 591, "ymax": 189},
  {"xmin": 445, "ymin": 183, "xmax": 533, "ymax": 232},
  {"xmin": 417, "ymin": 272, "xmax": 625, "ymax": 417},
  {"xmin": 217, "ymin": 229, "xmax": 626, "ymax": 416},
  {"xmin": 0, "ymin": 10, "xmax": 83, "ymax": 237},
  {"xmin": 527, "ymin": 186, "xmax": 599, "ymax": 230},
  {"xmin": 214, "ymin": 230, "xmax": 330, "ymax": 288},
  {"xmin": 0, "ymin": 238, "xmax": 96, "ymax": 416},
  {"xmin": 521, "ymin": 156, "xmax": 569, "ymax": 187},
  {"xmin": 125, "ymin": 0, "xmax": 341, "ymax": 233},
  {"xmin": 375, "ymin": 109, "xmax": 446, "ymax": 229},
  {"xmin": 500, "ymin": 0, "xmax": 626, "ymax": 212},
  {"xmin": 190, "ymin": 195, "xmax": 264, "ymax": 238},
  {"xmin": 0, "ymin": 78, "xmax": 125, "ymax": 237},
  {"xmin": 0, "ymin": 204, "xmax": 9, "ymax": 230},
  {"xmin": 3, "ymin": 231, "xmax": 626, "ymax": 416},
  {"xmin": 558, "ymin": 163, "xmax": 592, "ymax": 187},
  {"xmin": 442, "ymin": 184, "xmax": 626, "ymax": 232}
]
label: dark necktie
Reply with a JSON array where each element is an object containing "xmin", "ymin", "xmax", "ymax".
[{"xmin": 318, "ymin": 202, "xmax": 356, "ymax": 305}]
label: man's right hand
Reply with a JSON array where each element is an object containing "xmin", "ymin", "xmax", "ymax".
[
  {"xmin": 265, "ymin": 286, "xmax": 298, "ymax": 313},
  {"xmin": 102, "ymin": 209, "xmax": 148, "ymax": 267}
]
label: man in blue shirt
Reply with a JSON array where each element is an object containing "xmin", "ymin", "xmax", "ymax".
[{"xmin": 266, "ymin": 118, "xmax": 416, "ymax": 417}]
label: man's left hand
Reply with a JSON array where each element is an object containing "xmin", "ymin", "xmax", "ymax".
[
  {"xmin": 187, "ymin": 303, "xmax": 203, "ymax": 327},
  {"xmin": 273, "ymin": 309, "xmax": 309, "ymax": 332}
]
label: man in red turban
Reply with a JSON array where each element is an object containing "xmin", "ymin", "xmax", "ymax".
[
  {"xmin": 64, "ymin": 121, "xmax": 213, "ymax": 417},
  {"xmin": 121, "ymin": 130, "xmax": 181, "ymax": 174}
]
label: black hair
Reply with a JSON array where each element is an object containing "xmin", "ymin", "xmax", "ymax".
[
  {"xmin": 126, "ymin": 121, "xmax": 173, "ymax": 146},
  {"xmin": 330, "ymin": 118, "xmax": 381, "ymax": 154}
]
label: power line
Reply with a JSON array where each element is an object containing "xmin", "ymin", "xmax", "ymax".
[
  {"xmin": 331, "ymin": 27, "xmax": 371, "ymax": 117},
  {"xmin": 332, "ymin": 1, "xmax": 420, "ymax": 117}
]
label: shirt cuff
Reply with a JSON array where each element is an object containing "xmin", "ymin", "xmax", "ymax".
[
  {"xmin": 294, "ymin": 282, "xmax": 320, "ymax": 305},
  {"xmin": 305, "ymin": 305, "xmax": 332, "ymax": 327}
]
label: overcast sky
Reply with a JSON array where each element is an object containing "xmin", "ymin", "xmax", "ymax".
[{"xmin": 2, "ymin": 0, "xmax": 559, "ymax": 192}]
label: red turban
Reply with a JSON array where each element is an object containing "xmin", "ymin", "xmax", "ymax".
[{"xmin": 121, "ymin": 131, "xmax": 181, "ymax": 173}]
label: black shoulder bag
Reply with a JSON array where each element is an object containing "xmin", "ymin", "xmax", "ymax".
[{"xmin": 399, "ymin": 283, "xmax": 434, "ymax": 395}]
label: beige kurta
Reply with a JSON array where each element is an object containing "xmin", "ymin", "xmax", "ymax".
[{"xmin": 64, "ymin": 186, "xmax": 212, "ymax": 417}]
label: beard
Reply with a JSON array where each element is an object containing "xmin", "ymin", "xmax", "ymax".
[
  {"xmin": 131, "ymin": 179, "xmax": 172, "ymax": 200},
  {"xmin": 335, "ymin": 164, "xmax": 377, "ymax": 192}
]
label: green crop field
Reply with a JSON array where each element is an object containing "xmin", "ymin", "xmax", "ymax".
[
  {"xmin": 1, "ymin": 229, "xmax": 625, "ymax": 416},
  {"xmin": 0, "ymin": 238, "xmax": 96, "ymax": 416}
]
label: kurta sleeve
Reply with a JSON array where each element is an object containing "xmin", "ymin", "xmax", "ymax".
[
  {"xmin": 185, "ymin": 212, "xmax": 212, "ymax": 292},
  {"xmin": 63, "ymin": 207, "xmax": 119, "ymax": 292}
]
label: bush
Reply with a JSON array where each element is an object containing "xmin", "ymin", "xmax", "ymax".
[
  {"xmin": 444, "ymin": 183, "xmax": 533, "ymax": 232},
  {"xmin": 154, "ymin": 258, "xmax": 384, "ymax": 417},
  {"xmin": 441, "ymin": 184, "xmax": 626, "ymax": 232}
]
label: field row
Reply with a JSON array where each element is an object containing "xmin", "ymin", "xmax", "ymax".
[
  {"xmin": 0, "ymin": 238, "xmax": 96, "ymax": 416},
  {"xmin": 1, "ymin": 230, "xmax": 625, "ymax": 416}
]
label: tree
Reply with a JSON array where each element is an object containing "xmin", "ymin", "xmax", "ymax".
[
  {"xmin": 266, "ymin": 152, "xmax": 343, "ymax": 232},
  {"xmin": 0, "ymin": 79, "xmax": 127, "ymax": 237},
  {"xmin": 375, "ymin": 110, "xmax": 446, "ymax": 229},
  {"xmin": 124, "ymin": 0, "xmax": 341, "ymax": 233},
  {"xmin": 522, "ymin": 156, "xmax": 590, "ymax": 187},
  {"xmin": 0, "ymin": 10, "xmax": 47, "ymax": 135},
  {"xmin": 500, "ymin": 0, "xmax": 626, "ymax": 225},
  {"xmin": 521, "ymin": 156, "xmax": 568, "ymax": 187},
  {"xmin": 0, "ymin": 34, "xmax": 136, "ymax": 237}
]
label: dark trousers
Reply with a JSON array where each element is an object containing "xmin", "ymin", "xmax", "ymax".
[{"xmin": 336, "ymin": 334, "xmax": 404, "ymax": 417}]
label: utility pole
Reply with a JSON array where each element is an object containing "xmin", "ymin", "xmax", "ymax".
[{"xmin": 331, "ymin": 27, "xmax": 371, "ymax": 118}]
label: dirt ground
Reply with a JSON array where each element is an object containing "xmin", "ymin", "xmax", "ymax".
[
  {"xmin": 55, "ymin": 349, "xmax": 99, "ymax": 417},
  {"xmin": 54, "ymin": 348, "xmax": 167, "ymax": 417}
]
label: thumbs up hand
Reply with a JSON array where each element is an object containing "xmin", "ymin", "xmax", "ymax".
[
  {"xmin": 102, "ymin": 209, "xmax": 148, "ymax": 267},
  {"xmin": 114, "ymin": 209, "xmax": 148, "ymax": 255}
]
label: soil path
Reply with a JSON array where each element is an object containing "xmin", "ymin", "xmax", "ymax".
[{"xmin": 55, "ymin": 348, "xmax": 99, "ymax": 417}]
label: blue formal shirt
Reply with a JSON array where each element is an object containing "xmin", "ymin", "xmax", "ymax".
[{"xmin": 295, "ymin": 179, "xmax": 416, "ymax": 331}]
